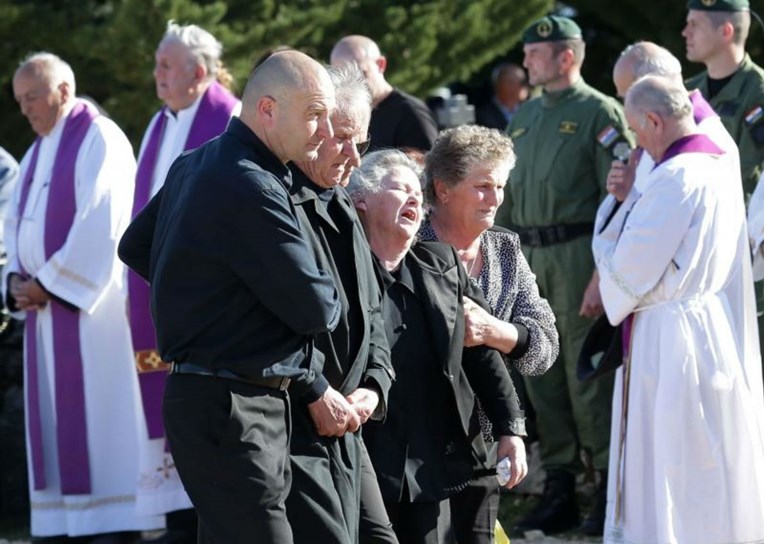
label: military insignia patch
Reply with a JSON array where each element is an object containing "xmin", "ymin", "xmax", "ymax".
[
  {"xmin": 510, "ymin": 127, "xmax": 527, "ymax": 138},
  {"xmin": 745, "ymin": 105, "xmax": 763, "ymax": 126},
  {"xmin": 597, "ymin": 125, "xmax": 619, "ymax": 147},
  {"xmin": 537, "ymin": 21, "xmax": 552, "ymax": 38},
  {"xmin": 559, "ymin": 121, "xmax": 578, "ymax": 134}
]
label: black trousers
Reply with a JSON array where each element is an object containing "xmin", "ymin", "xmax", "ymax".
[
  {"xmin": 383, "ymin": 485, "xmax": 453, "ymax": 544},
  {"xmin": 163, "ymin": 374, "xmax": 293, "ymax": 544},
  {"xmin": 359, "ymin": 442, "xmax": 399, "ymax": 544},
  {"xmin": 449, "ymin": 475, "xmax": 499, "ymax": 544}
]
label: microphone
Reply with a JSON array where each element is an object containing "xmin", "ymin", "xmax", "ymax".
[{"xmin": 613, "ymin": 142, "xmax": 631, "ymax": 164}]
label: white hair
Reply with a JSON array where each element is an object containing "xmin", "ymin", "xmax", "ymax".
[
  {"xmin": 18, "ymin": 51, "xmax": 76, "ymax": 95},
  {"xmin": 625, "ymin": 75, "xmax": 692, "ymax": 121},
  {"xmin": 160, "ymin": 20, "xmax": 222, "ymax": 80},
  {"xmin": 347, "ymin": 149, "xmax": 421, "ymax": 202},
  {"xmin": 327, "ymin": 64, "xmax": 372, "ymax": 134},
  {"xmin": 619, "ymin": 42, "xmax": 683, "ymax": 82}
]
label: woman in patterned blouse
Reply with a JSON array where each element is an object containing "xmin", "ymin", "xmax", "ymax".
[{"xmin": 419, "ymin": 124, "xmax": 558, "ymax": 544}]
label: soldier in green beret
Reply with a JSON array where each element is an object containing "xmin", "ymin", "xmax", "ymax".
[
  {"xmin": 683, "ymin": 0, "xmax": 764, "ymax": 353},
  {"xmin": 494, "ymin": 14, "xmax": 633, "ymax": 537},
  {"xmin": 683, "ymin": 0, "xmax": 763, "ymax": 198}
]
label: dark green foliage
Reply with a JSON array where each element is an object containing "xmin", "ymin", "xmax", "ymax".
[{"xmin": 0, "ymin": 0, "xmax": 552, "ymax": 158}]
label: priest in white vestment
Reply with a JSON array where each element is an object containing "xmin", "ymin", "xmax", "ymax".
[
  {"xmin": 128, "ymin": 22, "xmax": 240, "ymax": 530},
  {"xmin": 593, "ymin": 75, "xmax": 765, "ymax": 544},
  {"xmin": 4, "ymin": 52, "xmax": 163, "ymax": 539}
]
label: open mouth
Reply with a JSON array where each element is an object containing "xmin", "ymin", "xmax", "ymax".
[{"xmin": 401, "ymin": 209, "xmax": 417, "ymax": 222}]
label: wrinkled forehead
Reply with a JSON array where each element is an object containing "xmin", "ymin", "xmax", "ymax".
[
  {"xmin": 383, "ymin": 166, "xmax": 421, "ymax": 190},
  {"xmin": 13, "ymin": 65, "xmax": 49, "ymax": 92}
]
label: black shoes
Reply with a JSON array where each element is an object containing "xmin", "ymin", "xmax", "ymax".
[
  {"xmin": 512, "ymin": 470, "xmax": 579, "ymax": 536},
  {"xmin": 580, "ymin": 470, "xmax": 607, "ymax": 536}
]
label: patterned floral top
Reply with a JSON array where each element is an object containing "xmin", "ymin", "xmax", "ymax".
[{"xmin": 419, "ymin": 220, "xmax": 559, "ymax": 439}]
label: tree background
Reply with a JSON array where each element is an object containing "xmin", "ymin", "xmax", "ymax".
[{"xmin": 0, "ymin": 0, "xmax": 762, "ymax": 159}]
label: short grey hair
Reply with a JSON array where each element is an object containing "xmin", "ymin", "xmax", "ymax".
[
  {"xmin": 625, "ymin": 75, "xmax": 692, "ymax": 121},
  {"xmin": 706, "ymin": 10, "xmax": 751, "ymax": 46},
  {"xmin": 347, "ymin": 149, "xmax": 422, "ymax": 202},
  {"xmin": 17, "ymin": 52, "xmax": 76, "ymax": 95},
  {"xmin": 423, "ymin": 125, "xmax": 515, "ymax": 206},
  {"xmin": 620, "ymin": 42, "xmax": 683, "ymax": 81},
  {"xmin": 160, "ymin": 20, "xmax": 222, "ymax": 80},
  {"xmin": 328, "ymin": 64, "xmax": 372, "ymax": 136}
]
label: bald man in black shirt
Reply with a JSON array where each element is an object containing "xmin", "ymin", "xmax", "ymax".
[{"xmin": 119, "ymin": 51, "xmax": 341, "ymax": 544}]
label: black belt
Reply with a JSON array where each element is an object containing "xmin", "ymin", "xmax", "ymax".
[
  {"xmin": 512, "ymin": 222, "xmax": 594, "ymax": 247},
  {"xmin": 170, "ymin": 362, "xmax": 291, "ymax": 391}
]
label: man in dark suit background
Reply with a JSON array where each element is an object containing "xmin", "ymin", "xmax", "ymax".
[
  {"xmin": 118, "ymin": 50, "xmax": 341, "ymax": 544},
  {"xmin": 475, "ymin": 63, "xmax": 529, "ymax": 131},
  {"xmin": 347, "ymin": 149, "xmax": 528, "ymax": 544}
]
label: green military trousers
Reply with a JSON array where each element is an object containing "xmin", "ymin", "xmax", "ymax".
[{"xmin": 522, "ymin": 236, "xmax": 614, "ymax": 473}]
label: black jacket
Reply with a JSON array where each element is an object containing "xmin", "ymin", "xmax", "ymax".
[
  {"xmin": 365, "ymin": 241, "xmax": 525, "ymax": 501},
  {"xmin": 118, "ymin": 117, "xmax": 340, "ymax": 392},
  {"xmin": 288, "ymin": 169, "xmax": 393, "ymax": 411}
]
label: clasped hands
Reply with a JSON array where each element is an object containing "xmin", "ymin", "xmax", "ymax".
[
  {"xmin": 9, "ymin": 274, "xmax": 49, "ymax": 311},
  {"xmin": 308, "ymin": 385, "xmax": 379, "ymax": 437}
]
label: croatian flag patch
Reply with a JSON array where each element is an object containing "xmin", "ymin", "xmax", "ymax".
[
  {"xmin": 597, "ymin": 125, "xmax": 619, "ymax": 147},
  {"xmin": 745, "ymin": 106, "xmax": 763, "ymax": 126}
]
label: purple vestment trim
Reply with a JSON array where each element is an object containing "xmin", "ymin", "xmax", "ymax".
[
  {"xmin": 656, "ymin": 133, "xmax": 724, "ymax": 168},
  {"xmin": 18, "ymin": 102, "xmax": 97, "ymax": 495},
  {"xmin": 621, "ymin": 314, "xmax": 634, "ymax": 358},
  {"xmin": 689, "ymin": 90, "xmax": 717, "ymax": 125},
  {"xmin": 129, "ymin": 80, "xmax": 237, "ymax": 439}
]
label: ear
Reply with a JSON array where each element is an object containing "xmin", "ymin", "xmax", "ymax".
[
  {"xmin": 193, "ymin": 63, "xmax": 207, "ymax": 85},
  {"xmin": 58, "ymin": 81, "xmax": 71, "ymax": 103},
  {"xmin": 257, "ymin": 95, "xmax": 277, "ymax": 125},
  {"xmin": 434, "ymin": 179, "xmax": 450, "ymax": 203},
  {"xmin": 720, "ymin": 21, "xmax": 735, "ymax": 42},
  {"xmin": 376, "ymin": 55, "xmax": 387, "ymax": 74},
  {"xmin": 355, "ymin": 198, "xmax": 368, "ymax": 212},
  {"xmin": 646, "ymin": 111, "xmax": 662, "ymax": 131},
  {"xmin": 558, "ymin": 48, "xmax": 575, "ymax": 71}
]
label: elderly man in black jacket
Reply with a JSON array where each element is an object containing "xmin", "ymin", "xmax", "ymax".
[
  {"xmin": 346, "ymin": 150, "xmax": 528, "ymax": 544},
  {"xmin": 118, "ymin": 51, "xmax": 340, "ymax": 544},
  {"xmin": 285, "ymin": 65, "xmax": 398, "ymax": 544}
]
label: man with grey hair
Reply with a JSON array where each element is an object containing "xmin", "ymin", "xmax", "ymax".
[
  {"xmin": 127, "ymin": 20, "xmax": 240, "ymax": 538},
  {"xmin": 120, "ymin": 49, "xmax": 340, "ymax": 544},
  {"xmin": 285, "ymin": 64, "xmax": 397, "ymax": 544},
  {"xmin": 475, "ymin": 63, "xmax": 529, "ymax": 130},
  {"xmin": 683, "ymin": 0, "xmax": 763, "ymax": 197},
  {"xmin": 330, "ymin": 35, "xmax": 438, "ymax": 152},
  {"xmin": 592, "ymin": 74, "xmax": 765, "ymax": 543},
  {"xmin": 7, "ymin": 52, "xmax": 163, "ymax": 541}
]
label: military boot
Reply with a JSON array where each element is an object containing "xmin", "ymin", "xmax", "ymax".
[
  {"xmin": 580, "ymin": 470, "xmax": 607, "ymax": 535},
  {"xmin": 512, "ymin": 469, "xmax": 579, "ymax": 536}
]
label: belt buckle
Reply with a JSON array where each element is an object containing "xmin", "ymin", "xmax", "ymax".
[{"xmin": 527, "ymin": 228, "xmax": 543, "ymax": 247}]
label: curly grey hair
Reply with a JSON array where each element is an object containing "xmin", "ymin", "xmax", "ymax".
[{"xmin": 423, "ymin": 124, "xmax": 515, "ymax": 206}]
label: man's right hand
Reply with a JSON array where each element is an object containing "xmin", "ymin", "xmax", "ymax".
[
  {"xmin": 307, "ymin": 386, "xmax": 361, "ymax": 437},
  {"xmin": 606, "ymin": 150, "xmax": 639, "ymax": 202}
]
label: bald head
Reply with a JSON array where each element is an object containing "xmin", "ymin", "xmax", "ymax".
[
  {"xmin": 613, "ymin": 41, "xmax": 683, "ymax": 98},
  {"xmin": 330, "ymin": 35, "xmax": 390, "ymax": 103},
  {"xmin": 330, "ymin": 35, "xmax": 381, "ymax": 65},
  {"xmin": 241, "ymin": 50, "xmax": 335, "ymax": 164}
]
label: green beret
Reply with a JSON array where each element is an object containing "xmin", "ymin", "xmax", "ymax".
[
  {"xmin": 523, "ymin": 15, "xmax": 583, "ymax": 44},
  {"xmin": 687, "ymin": 0, "xmax": 749, "ymax": 11}
]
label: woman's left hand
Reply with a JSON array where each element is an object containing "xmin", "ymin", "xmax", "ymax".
[{"xmin": 463, "ymin": 296, "xmax": 495, "ymax": 347}]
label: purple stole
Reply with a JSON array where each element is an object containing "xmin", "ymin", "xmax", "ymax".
[
  {"xmin": 17, "ymin": 102, "xmax": 97, "ymax": 495},
  {"xmin": 656, "ymin": 133, "xmax": 724, "ymax": 168},
  {"xmin": 129, "ymin": 81, "xmax": 238, "ymax": 439},
  {"xmin": 689, "ymin": 89, "xmax": 717, "ymax": 125}
]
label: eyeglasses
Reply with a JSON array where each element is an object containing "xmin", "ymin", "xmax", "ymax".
[{"xmin": 355, "ymin": 138, "xmax": 371, "ymax": 156}]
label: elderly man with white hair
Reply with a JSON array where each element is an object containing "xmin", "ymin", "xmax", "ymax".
[
  {"xmin": 6, "ymin": 52, "xmax": 163, "ymax": 542},
  {"xmin": 127, "ymin": 21, "xmax": 240, "ymax": 535},
  {"xmin": 592, "ymin": 75, "xmax": 765, "ymax": 544}
]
